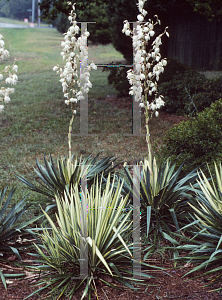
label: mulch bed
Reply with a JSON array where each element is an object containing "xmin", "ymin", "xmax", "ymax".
[
  {"xmin": 97, "ymin": 95, "xmax": 187, "ymax": 124},
  {"xmin": 0, "ymin": 251, "xmax": 222, "ymax": 300}
]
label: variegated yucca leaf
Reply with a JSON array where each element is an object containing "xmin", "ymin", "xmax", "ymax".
[
  {"xmin": 25, "ymin": 173, "xmax": 160, "ymax": 299},
  {"xmin": 0, "ymin": 186, "xmax": 41, "ymax": 290},
  {"xmin": 115, "ymin": 151, "xmax": 198, "ymax": 245},
  {"xmin": 167, "ymin": 162, "xmax": 222, "ymax": 291},
  {"xmin": 17, "ymin": 152, "xmax": 122, "ymax": 205}
]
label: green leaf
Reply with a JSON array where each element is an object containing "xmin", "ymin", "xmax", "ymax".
[
  {"xmin": 162, "ymin": 232, "xmax": 180, "ymax": 246},
  {"xmin": 147, "ymin": 206, "xmax": 151, "ymax": 237},
  {"xmin": 0, "ymin": 269, "xmax": 6, "ymax": 290},
  {"xmin": 112, "ymin": 226, "xmax": 132, "ymax": 258},
  {"xmin": 87, "ymin": 237, "xmax": 113, "ymax": 276},
  {"xmin": 9, "ymin": 246, "xmax": 22, "ymax": 260},
  {"xmin": 81, "ymin": 276, "xmax": 92, "ymax": 300},
  {"xmin": 216, "ymin": 234, "xmax": 222, "ymax": 251},
  {"xmin": 169, "ymin": 209, "xmax": 180, "ymax": 233}
]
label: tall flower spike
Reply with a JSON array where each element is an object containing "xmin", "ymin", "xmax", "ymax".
[
  {"xmin": 122, "ymin": 0, "xmax": 169, "ymax": 118},
  {"xmin": 122, "ymin": 0, "xmax": 169, "ymax": 156},
  {"xmin": 54, "ymin": 2, "xmax": 97, "ymax": 107},
  {"xmin": 53, "ymin": 2, "xmax": 97, "ymax": 163}
]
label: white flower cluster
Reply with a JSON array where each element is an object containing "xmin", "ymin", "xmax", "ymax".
[
  {"xmin": 0, "ymin": 34, "xmax": 18, "ymax": 113},
  {"xmin": 53, "ymin": 2, "xmax": 97, "ymax": 107},
  {"xmin": 122, "ymin": 0, "xmax": 169, "ymax": 116}
]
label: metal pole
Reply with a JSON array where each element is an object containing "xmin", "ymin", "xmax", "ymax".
[
  {"xmin": 38, "ymin": 0, "xmax": 40, "ymax": 26},
  {"xmin": 32, "ymin": 0, "xmax": 35, "ymax": 23}
]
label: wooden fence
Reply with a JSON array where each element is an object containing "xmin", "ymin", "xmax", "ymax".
[{"xmin": 167, "ymin": 12, "xmax": 222, "ymax": 70}]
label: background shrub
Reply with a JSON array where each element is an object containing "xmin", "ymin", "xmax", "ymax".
[
  {"xmin": 159, "ymin": 69, "xmax": 222, "ymax": 116},
  {"xmin": 54, "ymin": 4, "xmax": 112, "ymax": 45},
  {"xmin": 103, "ymin": 59, "xmax": 188, "ymax": 97},
  {"xmin": 103, "ymin": 63, "xmax": 131, "ymax": 97},
  {"xmin": 158, "ymin": 59, "xmax": 189, "ymax": 84},
  {"xmin": 157, "ymin": 99, "xmax": 222, "ymax": 172},
  {"xmin": 54, "ymin": 12, "xmax": 70, "ymax": 34}
]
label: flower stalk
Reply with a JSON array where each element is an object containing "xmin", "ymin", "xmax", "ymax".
[
  {"xmin": 122, "ymin": 0, "xmax": 169, "ymax": 157},
  {"xmin": 68, "ymin": 108, "xmax": 75, "ymax": 167},
  {"xmin": 53, "ymin": 2, "xmax": 97, "ymax": 166}
]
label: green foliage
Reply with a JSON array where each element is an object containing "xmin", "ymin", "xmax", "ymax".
[
  {"xmin": 186, "ymin": 0, "xmax": 222, "ymax": 20},
  {"xmin": 105, "ymin": 0, "xmax": 138, "ymax": 64},
  {"xmin": 189, "ymin": 162, "xmax": 222, "ymax": 232},
  {"xmin": 0, "ymin": 0, "xmax": 38, "ymax": 21},
  {"xmin": 168, "ymin": 162, "xmax": 222, "ymax": 290},
  {"xmin": 159, "ymin": 99, "xmax": 222, "ymax": 172},
  {"xmin": 148, "ymin": 0, "xmax": 222, "ymax": 20},
  {"xmin": 159, "ymin": 69, "xmax": 222, "ymax": 116},
  {"xmin": 87, "ymin": 2, "xmax": 112, "ymax": 45},
  {"xmin": 17, "ymin": 153, "xmax": 123, "ymax": 207},
  {"xmin": 158, "ymin": 59, "xmax": 189, "ymax": 85},
  {"xmin": 39, "ymin": 0, "xmax": 222, "ymax": 65},
  {"xmin": 104, "ymin": 59, "xmax": 189, "ymax": 98},
  {"xmin": 39, "ymin": 0, "xmax": 92, "ymax": 22},
  {"xmin": 42, "ymin": 1, "xmax": 112, "ymax": 44},
  {"xmin": 25, "ymin": 175, "xmax": 156, "ymax": 299},
  {"xmin": 103, "ymin": 63, "xmax": 131, "ymax": 97},
  {"xmin": 39, "ymin": 0, "xmax": 222, "ymax": 23},
  {"xmin": 0, "ymin": 186, "xmax": 40, "ymax": 289},
  {"xmin": 0, "ymin": 186, "xmax": 31, "ymax": 255},
  {"xmin": 54, "ymin": 12, "xmax": 70, "ymax": 34},
  {"xmin": 116, "ymin": 152, "xmax": 198, "ymax": 252}
]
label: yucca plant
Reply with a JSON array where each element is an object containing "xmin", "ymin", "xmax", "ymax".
[
  {"xmin": 17, "ymin": 152, "xmax": 122, "ymax": 207},
  {"xmin": 0, "ymin": 186, "xmax": 41, "ymax": 289},
  {"xmin": 25, "ymin": 173, "xmax": 159, "ymax": 300},
  {"xmin": 171, "ymin": 162, "xmax": 222, "ymax": 290},
  {"xmin": 116, "ymin": 152, "xmax": 198, "ymax": 249}
]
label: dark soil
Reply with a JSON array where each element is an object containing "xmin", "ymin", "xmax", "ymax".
[
  {"xmin": 1, "ymin": 251, "xmax": 222, "ymax": 300},
  {"xmin": 96, "ymin": 95, "xmax": 187, "ymax": 124}
]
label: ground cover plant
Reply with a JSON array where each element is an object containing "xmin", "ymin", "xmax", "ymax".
[{"xmin": 1, "ymin": 0, "xmax": 222, "ymax": 299}]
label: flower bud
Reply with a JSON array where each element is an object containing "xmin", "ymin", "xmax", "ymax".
[
  {"xmin": 137, "ymin": 14, "xmax": 144, "ymax": 22},
  {"xmin": 125, "ymin": 29, "xmax": 131, "ymax": 36},
  {"xmin": 0, "ymin": 40, "xmax": 4, "ymax": 47},
  {"xmin": 4, "ymin": 96, "xmax": 10, "ymax": 103},
  {"xmin": 0, "ymin": 104, "xmax": 4, "ymax": 113},
  {"xmin": 12, "ymin": 65, "xmax": 18, "ymax": 72},
  {"xmin": 53, "ymin": 66, "xmax": 59, "ymax": 71}
]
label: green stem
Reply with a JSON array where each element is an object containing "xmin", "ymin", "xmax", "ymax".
[
  {"xmin": 68, "ymin": 109, "xmax": 75, "ymax": 168},
  {"xmin": 144, "ymin": 93, "xmax": 154, "ymax": 179},
  {"xmin": 144, "ymin": 93, "xmax": 151, "ymax": 158}
]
